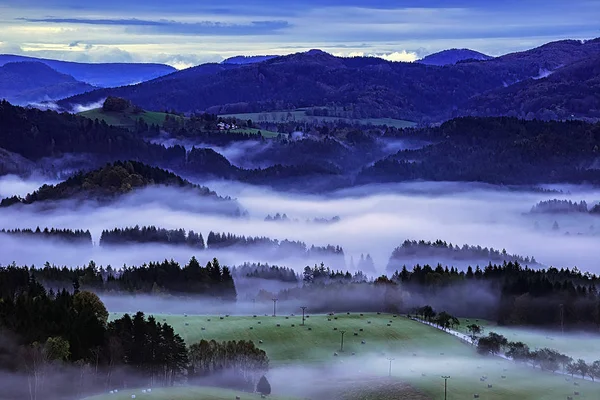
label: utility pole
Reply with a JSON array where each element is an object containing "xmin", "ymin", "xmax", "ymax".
[
  {"xmin": 387, "ymin": 357, "xmax": 395, "ymax": 377},
  {"xmin": 300, "ymin": 306, "xmax": 307, "ymax": 326},
  {"xmin": 441, "ymin": 376, "xmax": 450, "ymax": 400},
  {"xmin": 559, "ymin": 303, "xmax": 564, "ymax": 335},
  {"xmin": 339, "ymin": 330, "xmax": 346, "ymax": 352},
  {"xmin": 252, "ymin": 298, "xmax": 256, "ymax": 313},
  {"xmin": 272, "ymin": 298, "xmax": 278, "ymax": 317}
]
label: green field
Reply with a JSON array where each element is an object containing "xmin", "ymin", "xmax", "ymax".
[
  {"xmin": 104, "ymin": 312, "xmax": 600, "ymax": 400},
  {"xmin": 231, "ymin": 127, "xmax": 281, "ymax": 139},
  {"xmin": 79, "ymin": 108, "xmax": 183, "ymax": 129},
  {"xmin": 219, "ymin": 110, "xmax": 417, "ymax": 129},
  {"xmin": 84, "ymin": 386, "xmax": 296, "ymax": 400},
  {"xmin": 459, "ymin": 318, "xmax": 600, "ymax": 362}
]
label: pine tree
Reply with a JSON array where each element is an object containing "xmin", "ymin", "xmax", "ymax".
[{"xmin": 256, "ymin": 375, "xmax": 271, "ymax": 396}]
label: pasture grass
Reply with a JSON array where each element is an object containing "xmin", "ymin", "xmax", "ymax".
[
  {"xmin": 78, "ymin": 108, "xmax": 183, "ymax": 129},
  {"xmin": 105, "ymin": 312, "xmax": 600, "ymax": 400},
  {"xmin": 84, "ymin": 386, "xmax": 296, "ymax": 400}
]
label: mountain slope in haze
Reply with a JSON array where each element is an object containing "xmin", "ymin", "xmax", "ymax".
[
  {"xmin": 417, "ymin": 49, "xmax": 493, "ymax": 65},
  {"xmin": 460, "ymin": 53, "xmax": 600, "ymax": 120},
  {"xmin": 0, "ymin": 160, "xmax": 242, "ymax": 215},
  {"xmin": 0, "ymin": 54, "xmax": 176, "ymax": 87},
  {"xmin": 0, "ymin": 62, "xmax": 95, "ymax": 104},
  {"xmin": 58, "ymin": 38, "xmax": 600, "ymax": 122},
  {"xmin": 222, "ymin": 55, "xmax": 278, "ymax": 64}
]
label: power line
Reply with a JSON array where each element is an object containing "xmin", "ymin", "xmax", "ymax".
[
  {"xmin": 300, "ymin": 306, "xmax": 307, "ymax": 326},
  {"xmin": 339, "ymin": 330, "xmax": 347, "ymax": 352},
  {"xmin": 271, "ymin": 298, "xmax": 278, "ymax": 317},
  {"xmin": 387, "ymin": 357, "xmax": 395, "ymax": 377}
]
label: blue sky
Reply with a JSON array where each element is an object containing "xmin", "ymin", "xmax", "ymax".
[{"xmin": 1, "ymin": 0, "xmax": 599, "ymax": 68}]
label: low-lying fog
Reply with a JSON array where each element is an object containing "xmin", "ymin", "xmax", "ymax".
[{"xmin": 2, "ymin": 176, "xmax": 600, "ymax": 273}]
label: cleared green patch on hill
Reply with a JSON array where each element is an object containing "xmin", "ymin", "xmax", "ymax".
[
  {"xmin": 106, "ymin": 312, "xmax": 600, "ymax": 400},
  {"xmin": 219, "ymin": 110, "xmax": 417, "ymax": 129},
  {"xmin": 78, "ymin": 107, "xmax": 183, "ymax": 129}
]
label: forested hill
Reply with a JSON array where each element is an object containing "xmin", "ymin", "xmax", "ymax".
[
  {"xmin": 0, "ymin": 161, "xmax": 241, "ymax": 213},
  {"xmin": 57, "ymin": 39, "xmax": 600, "ymax": 122}
]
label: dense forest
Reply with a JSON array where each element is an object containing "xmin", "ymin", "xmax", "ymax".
[
  {"xmin": 0, "ymin": 268, "xmax": 265, "ymax": 399},
  {"xmin": 360, "ymin": 117, "xmax": 600, "ymax": 185},
  {"xmin": 386, "ymin": 239, "xmax": 538, "ymax": 272},
  {"xmin": 0, "ymin": 227, "xmax": 92, "ymax": 245},
  {"xmin": 232, "ymin": 263, "xmax": 299, "ymax": 283}
]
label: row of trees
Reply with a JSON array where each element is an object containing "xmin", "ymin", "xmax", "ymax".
[
  {"xmin": 100, "ymin": 226, "xmax": 205, "ymax": 248},
  {"xmin": 386, "ymin": 239, "xmax": 538, "ymax": 272},
  {"xmin": 0, "ymin": 227, "xmax": 92, "ymax": 245},
  {"xmin": 264, "ymin": 213, "xmax": 341, "ymax": 224},
  {"xmin": 232, "ymin": 263, "xmax": 299, "ymax": 283},
  {"xmin": 0, "ymin": 257, "xmax": 237, "ymax": 299},
  {"xmin": 530, "ymin": 199, "xmax": 592, "ymax": 214},
  {"xmin": 476, "ymin": 331, "xmax": 600, "ymax": 381}
]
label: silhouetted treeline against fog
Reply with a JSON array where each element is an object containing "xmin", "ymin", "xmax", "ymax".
[
  {"xmin": 264, "ymin": 212, "xmax": 341, "ymax": 224},
  {"xmin": 100, "ymin": 225, "xmax": 205, "ymax": 248},
  {"xmin": 232, "ymin": 263, "xmax": 299, "ymax": 283},
  {"xmin": 351, "ymin": 253, "xmax": 376, "ymax": 272},
  {"xmin": 0, "ymin": 268, "xmax": 264, "ymax": 399},
  {"xmin": 386, "ymin": 239, "xmax": 538, "ymax": 272},
  {"xmin": 206, "ymin": 231, "xmax": 345, "ymax": 261},
  {"xmin": 530, "ymin": 199, "xmax": 591, "ymax": 214},
  {"xmin": 0, "ymin": 257, "xmax": 236, "ymax": 299},
  {"xmin": 0, "ymin": 227, "xmax": 92, "ymax": 245}
]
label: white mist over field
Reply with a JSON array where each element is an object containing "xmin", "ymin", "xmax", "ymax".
[{"xmin": 1, "ymin": 177, "xmax": 600, "ymax": 272}]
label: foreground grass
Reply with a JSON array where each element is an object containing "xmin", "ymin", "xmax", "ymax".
[
  {"xmin": 84, "ymin": 386, "xmax": 296, "ymax": 400},
  {"xmin": 106, "ymin": 312, "xmax": 600, "ymax": 400}
]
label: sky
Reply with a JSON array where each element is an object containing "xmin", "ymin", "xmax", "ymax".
[{"xmin": 1, "ymin": 0, "xmax": 599, "ymax": 69}]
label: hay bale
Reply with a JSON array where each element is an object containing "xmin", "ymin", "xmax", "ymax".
[
  {"xmin": 236, "ymin": 396, "xmax": 241, "ymax": 400},
  {"xmin": 377, "ymin": 312, "xmax": 381, "ymax": 315},
  {"xmin": 285, "ymin": 316, "xmax": 289, "ymax": 319},
  {"xmin": 220, "ymin": 317, "xmax": 224, "ymax": 320},
  {"xmin": 473, "ymin": 395, "xmax": 479, "ymax": 399},
  {"xmin": 185, "ymin": 323, "xmax": 189, "ymax": 326},
  {"xmin": 393, "ymin": 315, "xmax": 397, "ymax": 318},
  {"xmin": 359, "ymin": 328, "xmax": 363, "ymax": 331},
  {"xmin": 225, "ymin": 314, "xmax": 230, "ymax": 317},
  {"xmin": 131, "ymin": 396, "xmax": 136, "ymax": 399},
  {"xmin": 333, "ymin": 352, "xmax": 338, "ymax": 357},
  {"xmin": 574, "ymin": 392, "xmax": 580, "ymax": 396},
  {"xmin": 347, "ymin": 312, "xmax": 350, "ymax": 315},
  {"xmin": 291, "ymin": 313, "xmax": 295, "ymax": 316},
  {"xmin": 360, "ymin": 313, "xmax": 364, "ymax": 316},
  {"xmin": 259, "ymin": 340, "xmax": 263, "ymax": 344},
  {"xmin": 413, "ymin": 353, "xmax": 417, "ymax": 357},
  {"xmin": 253, "ymin": 315, "xmax": 257, "ymax": 318},
  {"xmin": 258, "ymin": 321, "xmax": 261, "ymax": 324},
  {"xmin": 147, "ymin": 389, "xmax": 151, "ymax": 393},
  {"xmin": 276, "ymin": 324, "xmax": 280, "ymax": 327},
  {"xmin": 568, "ymin": 397, "xmax": 573, "ymax": 400},
  {"xmin": 201, "ymin": 327, "xmax": 205, "ymax": 331},
  {"xmin": 261, "ymin": 395, "xmax": 266, "ymax": 399},
  {"xmin": 501, "ymin": 375, "xmax": 506, "ymax": 379},
  {"xmin": 207, "ymin": 319, "xmax": 211, "ymax": 321},
  {"xmin": 387, "ymin": 324, "xmax": 391, "ymax": 326},
  {"xmin": 421, "ymin": 373, "xmax": 426, "ymax": 377},
  {"xmin": 487, "ymin": 384, "xmax": 492, "ymax": 388},
  {"xmin": 291, "ymin": 324, "xmax": 295, "ymax": 327},
  {"xmin": 480, "ymin": 378, "xmax": 485, "ymax": 382},
  {"xmin": 110, "ymin": 391, "xmax": 114, "ymax": 394},
  {"xmin": 353, "ymin": 332, "xmax": 358, "ymax": 336},
  {"xmin": 361, "ymin": 340, "xmax": 366, "ymax": 344},
  {"xmin": 574, "ymin": 382, "xmax": 579, "ymax": 386},
  {"xmin": 333, "ymin": 327, "xmax": 338, "ymax": 330},
  {"xmin": 249, "ymin": 327, "xmax": 253, "ymax": 330},
  {"xmin": 328, "ymin": 318, "xmax": 332, "ymax": 321},
  {"xmin": 308, "ymin": 327, "xmax": 312, "ymax": 330},
  {"xmin": 334, "ymin": 317, "xmax": 338, "ymax": 320},
  {"xmin": 142, "ymin": 390, "xmax": 147, "ymax": 393},
  {"xmin": 367, "ymin": 321, "xmax": 371, "ymax": 324},
  {"xmin": 440, "ymin": 352, "xmax": 444, "ymax": 355},
  {"xmin": 352, "ymin": 352, "xmax": 355, "ymax": 355},
  {"xmin": 162, "ymin": 319, "xmax": 166, "ymax": 322},
  {"xmin": 389, "ymin": 320, "xmax": 393, "ymax": 323}
]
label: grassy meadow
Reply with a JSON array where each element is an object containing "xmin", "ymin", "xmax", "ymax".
[
  {"xmin": 101, "ymin": 312, "xmax": 600, "ymax": 400},
  {"xmin": 78, "ymin": 108, "xmax": 183, "ymax": 129}
]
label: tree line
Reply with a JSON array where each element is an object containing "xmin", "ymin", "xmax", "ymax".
[
  {"xmin": 386, "ymin": 239, "xmax": 538, "ymax": 272},
  {"xmin": 0, "ymin": 257, "xmax": 237, "ymax": 299},
  {"xmin": 0, "ymin": 270, "xmax": 268, "ymax": 400},
  {"xmin": 0, "ymin": 227, "xmax": 92, "ymax": 245},
  {"xmin": 100, "ymin": 226, "xmax": 205, "ymax": 248},
  {"xmin": 232, "ymin": 263, "xmax": 299, "ymax": 283},
  {"xmin": 530, "ymin": 199, "xmax": 600, "ymax": 214}
]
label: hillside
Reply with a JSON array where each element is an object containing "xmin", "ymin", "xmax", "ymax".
[
  {"xmin": 460, "ymin": 53, "xmax": 600, "ymax": 120},
  {"xmin": 57, "ymin": 39, "xmax": 600, "ymax": 122},
  {"xmin": 0, "ymin": 61, "xmax": 95, "ymax": 104},
  {"xmin": 0, "ymin": 160, "xmax": 237, "ymax": 209},
  {"xmin": 417, "ymin": 48, "xmax": 493, "ymax": 65},
  {"xmin": 78, "ymin": 107, "xmax": 184, "ymax": 129},
  {"xmin": 0, "ymin": 54, "xmax": 176, "ymax": 87}
]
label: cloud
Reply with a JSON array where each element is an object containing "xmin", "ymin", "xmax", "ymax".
[{"xmin": 18, "ymin": 17, "xmax": 291, "ymax": 36}]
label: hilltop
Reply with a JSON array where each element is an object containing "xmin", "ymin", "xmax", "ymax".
[
  {"xmin": 0, "ymin": 161, "xmax": 240, "ymax": 212},
  {"xmin": 417, "ymin": 48, "xmax": 493, "ymax": 65}
]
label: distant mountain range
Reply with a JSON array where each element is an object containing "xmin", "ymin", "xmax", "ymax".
[
  {"xmin": 57, "ymin": 38, "xmax": 600, "ymax": 122},
  {"xmin": 0, "ymin": 61, "xmax": 95, "ymax": 105},
  {"xmin": 0, "ymin": 54, "xmax": 175, "ymax": 87},
  {"xmin": 416, "ymin": 48, "xmax": 493, "ymax": 66}
]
